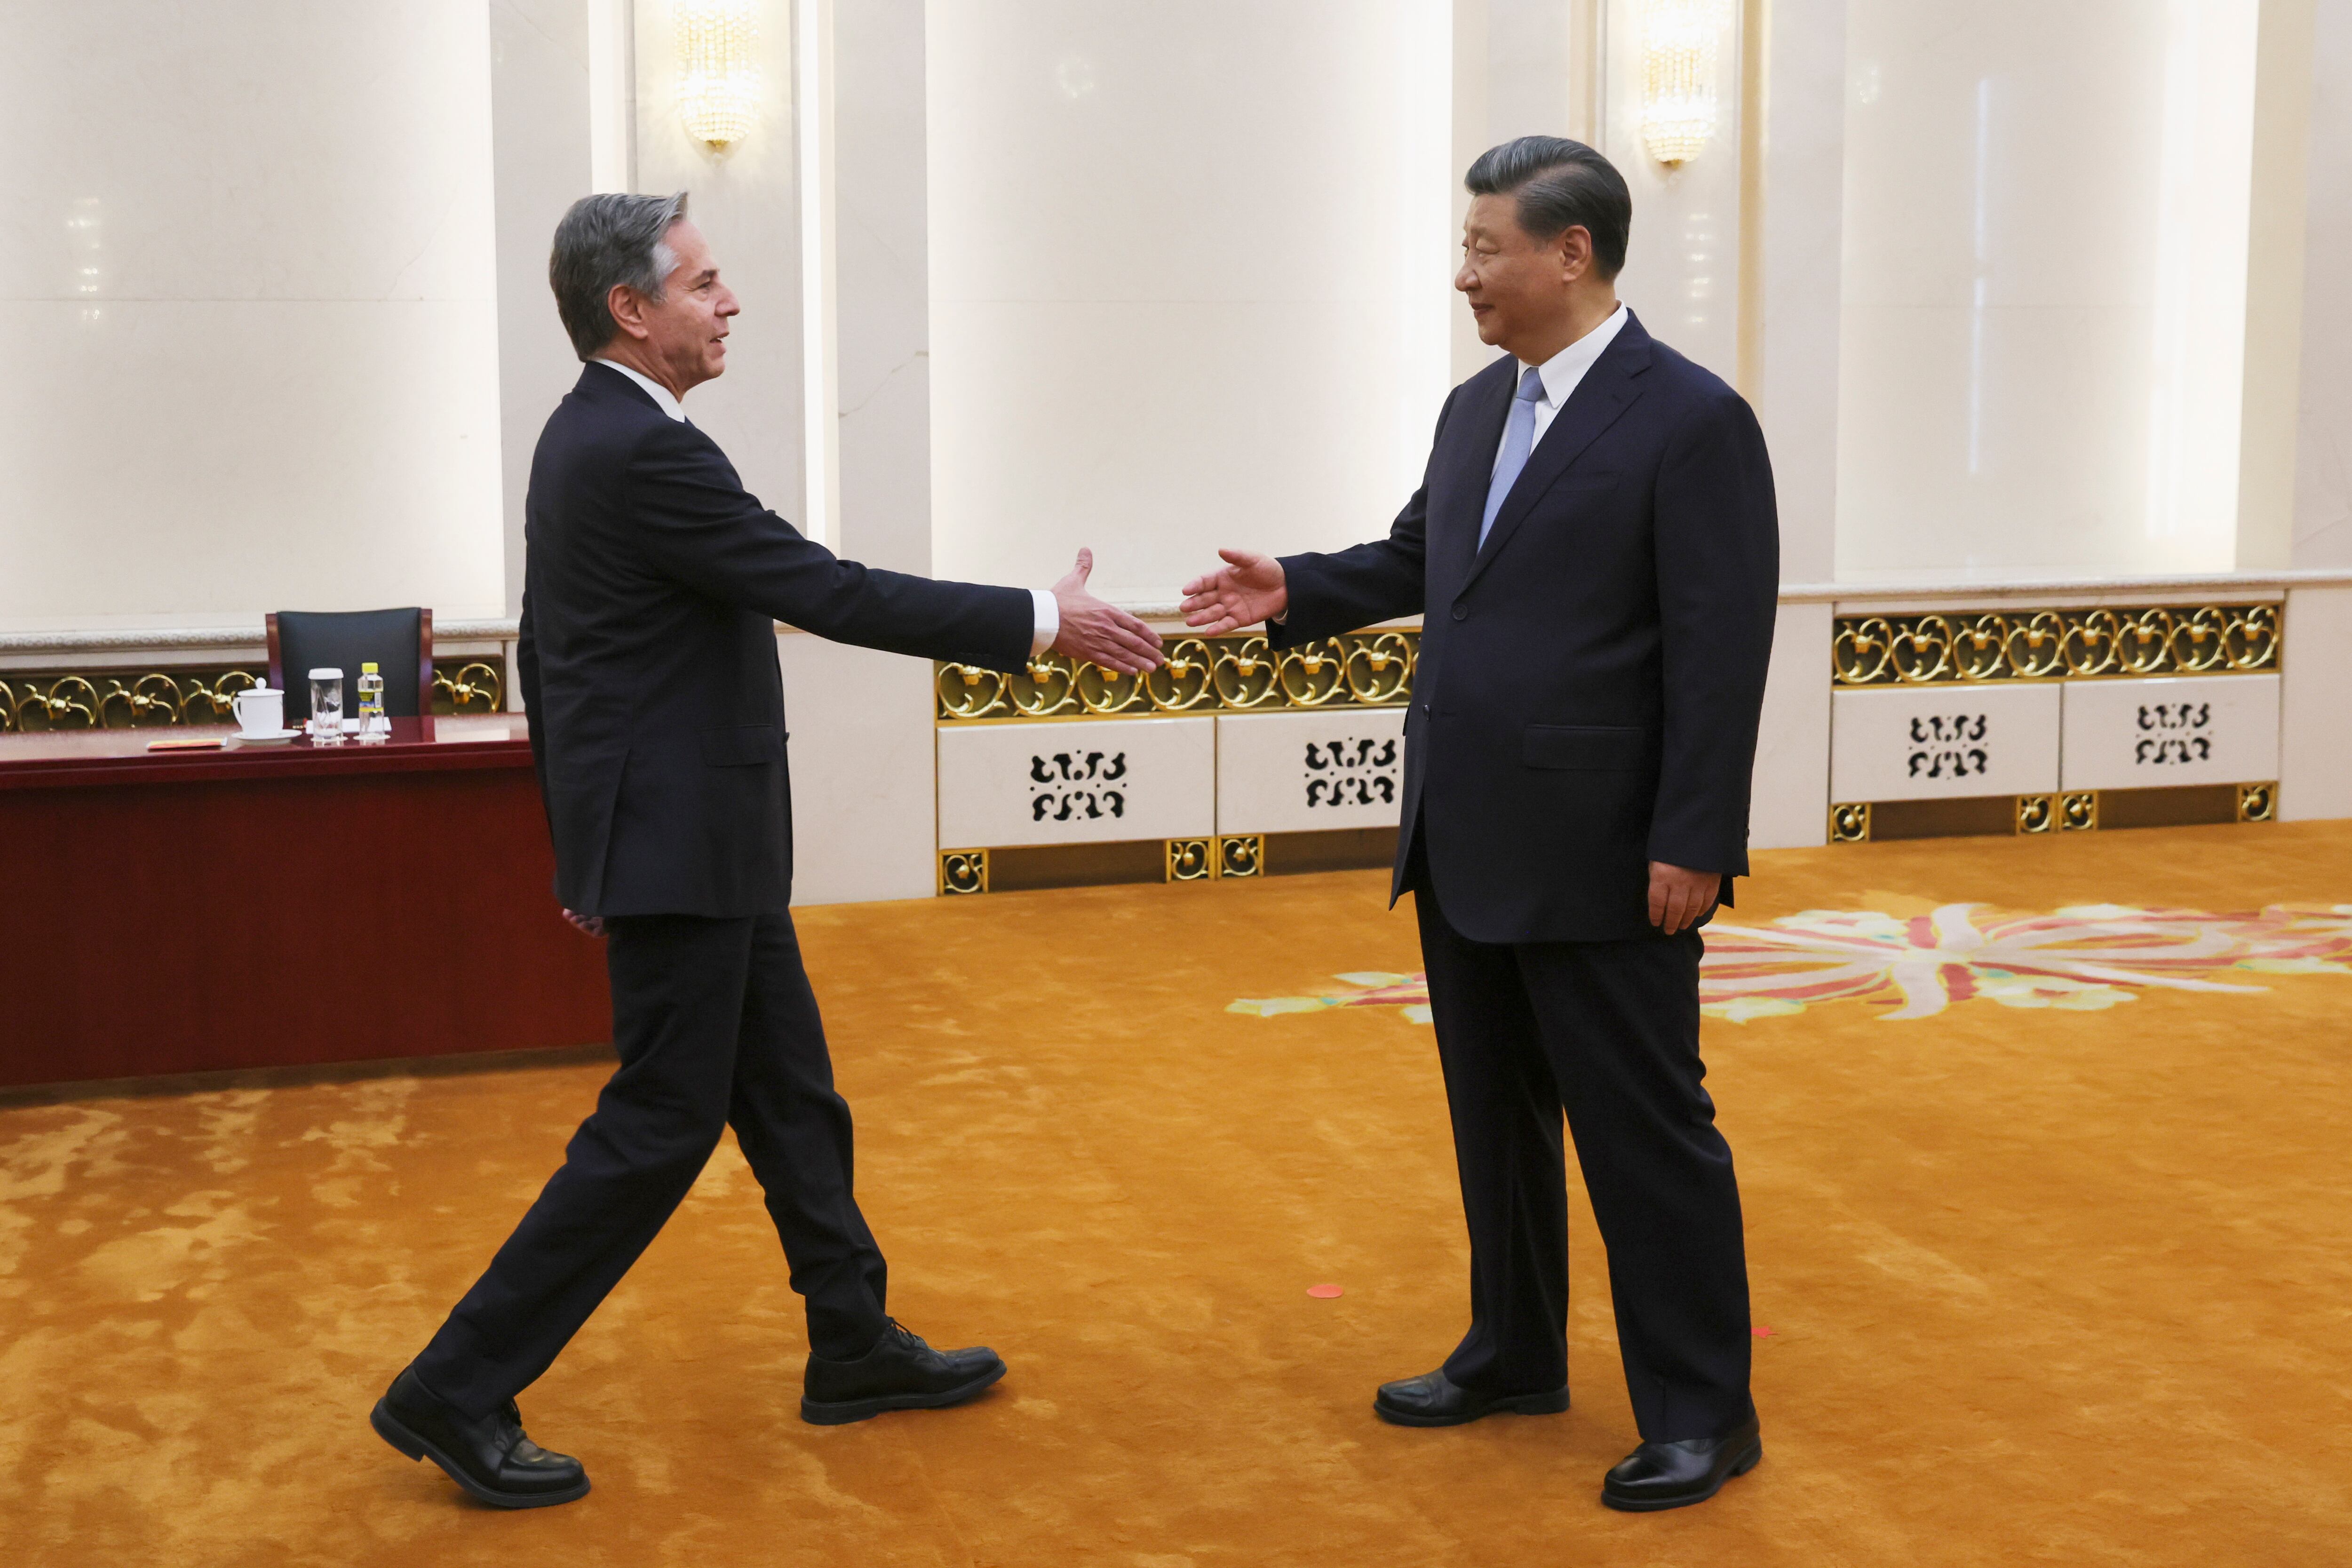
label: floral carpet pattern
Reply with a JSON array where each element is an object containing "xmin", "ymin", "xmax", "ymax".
[{"xmin": 1225, "ymin": 903, "xmax": 2352, "ymax": 1025}]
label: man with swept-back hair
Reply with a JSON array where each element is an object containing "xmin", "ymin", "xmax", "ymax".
[
  {"xmin": 1184, "ymin": 137, "xmax": 1778, "ymax": 1511},
  {"xmin": 369, "ymin": 191, "xmax": 1162, "ymax": 1509}
]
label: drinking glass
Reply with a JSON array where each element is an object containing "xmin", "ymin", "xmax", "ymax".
[{"xmin": 308, "ymin": 669, "xmax": 344, "ymax": 742}]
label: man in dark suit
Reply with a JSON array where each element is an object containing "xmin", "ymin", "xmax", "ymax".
[
  {"xmin": 1182, "ymin": 137, "xmax": 1778, "ymax": 1512},
  {"xmin": 370, "ymin": 192, "xmax": 1162, "ymax": 1509}
]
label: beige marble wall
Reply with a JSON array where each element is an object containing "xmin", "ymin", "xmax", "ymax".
[
  {"xmin": 924, "ymin": 0, "xmax": 1456, "ymax": 606},
  {"xmin": 2291, "ymin": 0, "xmax": 2352, "ymax": 569},
  {"xmin": 490, "ymin": 0, "xmax": 596, "ymax": 618},
  {"xmin": 1600, "ymin": 0, "xmax": 1748, "ymax": 385},
  {"xmin": 0, "ymin": 0, "xmax": 508, "ymax": 634},
  {"xmin": 631, "ymin": 0, "xmax": 805, "ymax": 525},
  {"xmin": 1835, "ymin": 0, "xmax": 2261, "ymax": 582}
]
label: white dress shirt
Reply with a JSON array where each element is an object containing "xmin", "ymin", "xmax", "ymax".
[
  {"xmin": 1494, "ymin": 302, "xmax": 1629, "ymax": 475},
  {"xmin": 593, "ymin": 358, "xmax": 1057, "ymax": 654}
]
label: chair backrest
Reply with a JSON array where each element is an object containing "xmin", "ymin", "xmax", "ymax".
[{"xmin": 267, "ymin": 608, "xmax": 434, "ymax": 721}]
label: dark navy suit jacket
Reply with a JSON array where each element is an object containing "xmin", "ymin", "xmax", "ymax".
[
  {"xmin": 519, "ymin": 362, "xmax": 1033, "ymax": 917},
  {"xmin": 1271, "ymin": 311, "xmax": 1779, "ymax": 944}
]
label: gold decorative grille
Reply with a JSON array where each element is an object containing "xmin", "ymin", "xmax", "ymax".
[
  {"xmin": 0, "ymin": 669, "xmax": 263, "ymax": 732},
  {"xmin": 1166, "ymin": 838, "xmax": 1215, "ymax": 882},
  {"xmin": 1831, "ymin": 605, "xmax": 2278, "ymax": 686},
  {"xmin": 938, "ymin": 630, "xmax": 1417, "ymax": 722},
  {"xmin": 0, "ymin": 657, "xmax": 505, "ymax": 732},
  {"xmin": 430, "ymin": 660, "xmax": 505, "ymax": 715},
  {"xmin": 1217, "ymin": 834, "xmax": 1265, "ymax": 878}
]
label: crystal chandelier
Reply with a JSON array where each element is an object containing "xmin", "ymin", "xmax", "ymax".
[
  {"xmin": 677, "ymin": 0, "xmax": 760, "ymax": 147},
  {"xmin": 1637, "ymin": 0, "xmax": 1723, "ymax": 167}
]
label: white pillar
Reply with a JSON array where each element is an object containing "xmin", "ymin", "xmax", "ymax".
[
  {"xmin": 782, "ymin": 0, "xmax": 943, "ymax": 905},
  {"xmin": 490, "ymin": 0, "xmax": 596, "ymax": 619}
]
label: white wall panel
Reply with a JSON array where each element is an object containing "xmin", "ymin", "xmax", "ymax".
[
  {"xmin": 2280, "ymin": 584, "xmax": 2352, "ymax": 820},
  {"xmin": 1751, "ymin": 602, "xmax": 1832, "ymax": 847},
  {"xmin": 1830, "ymin": 683, "xmax": 2059, "ymax": 801},
  {"xmin": 1601, "ymin": 0, "xmax": 1746, "ymax": 385},
  {"xmin": 779, "ymin": 634, "xmax": 941, "ymax": 905},
  {"xmin": 2058, "ymin": 674, "xmax": 2279, "ymax": 792},
  {"xmin": 633, "ymin": 0, "xmax": 804, "ymax": 535},
  {"xmin": 938, "ymin": 716, "xmax": 1214, "ymax": 848},
  {"xmin": 0, "ymin": 0, "xmax": 505, "ymax": 633},
  {"xmin": 1215, "ymin": 709, "xmax": 1406, "ymax": 836},
  {"xmin": 2292, "ymin": 0, "xmax": 2352, "ymax": 568},
  {"xmin": 925, "ymin": 0, "xmax": 1454, "ymax": 605},
  {"xmin": 1836, "ymin": 0, "xmax": 2260, "ymax": 581},
  {"xmin": 490, "ymin": 0, "xmax": 594, "ymax": 619}
]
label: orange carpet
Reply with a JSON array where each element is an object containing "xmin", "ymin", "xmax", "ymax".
[{"xmin": 5, "ymin": 820, "xmax": 2351, "ymax": 1566}]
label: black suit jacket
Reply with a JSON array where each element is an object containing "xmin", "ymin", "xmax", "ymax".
[
  {"xmin": 1272, "ymin": 312, "xmax": 1778, "ymax": 944},
  {"xmin": 519, "ymin": 363, "xmax": 1033, "ymax": 917}
]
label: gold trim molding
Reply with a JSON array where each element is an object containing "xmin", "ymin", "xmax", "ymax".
[
  {"xmin": 1832, "ymin": 605, "xmax": 2278, "ymax": 686},
  {"xmin": 937, "ymin": 631, "xmax": 1417, "ymax": 723},
  {"xmin": 0, "ymin": 659, "xmax": 504, "ymax": 732}
]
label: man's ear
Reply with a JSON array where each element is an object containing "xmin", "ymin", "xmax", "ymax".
[
  {"xmin": 1558, "ymin": 225, "xmax": 1594, "ymax": 284},
  {"xmin": 606, "ymin": 283, "xmax": 652, "ymax": 342}
]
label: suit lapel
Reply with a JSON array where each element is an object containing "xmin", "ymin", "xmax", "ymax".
[
  {"xmin": 1461, "ymin": 314, "xmax": 1654, "ymax": 591},
  {"xmin": 1437, "ymin": 358, "xmax": 1518, "ymax": 571}
]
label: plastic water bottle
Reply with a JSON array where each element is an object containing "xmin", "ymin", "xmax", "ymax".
[{"xmin": 357, "ymin": 661, "xmax": 389, "ymax": 743}]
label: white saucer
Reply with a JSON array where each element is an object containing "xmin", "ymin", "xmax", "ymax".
[{"xmin": 231, "ymin": 728, "xmax": 301, "ymax": 746}]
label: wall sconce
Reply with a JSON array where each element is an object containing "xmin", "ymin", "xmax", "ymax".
[
  {"xmin": 1636, "ymin": 0, "xmax": 1724, "ymax": 167},
  {"xmin": 677, "ymin": 0, "xmax": 760, "ymax": 147}
]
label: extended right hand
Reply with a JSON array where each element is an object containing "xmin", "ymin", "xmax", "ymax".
[
  {"xmin": 1051, "ymin": 548, "xmax": 1164, "ymax": 674},
  {"xmin": 1180, "ymin": 548, "xmax": 1288, "ymax": 635}
]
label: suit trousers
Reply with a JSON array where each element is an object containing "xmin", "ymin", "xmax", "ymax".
[
  {"xmin": 411, "ymin": 911, "xmax": 890, "ymax": 1419},
  {"xmin": 1412, "ymin": 860, "xmax": 1754, "ymax": 1443}
]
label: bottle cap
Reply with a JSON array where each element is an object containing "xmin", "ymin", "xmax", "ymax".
[{"xmin": 362, "ymin": 661, "xmax": 379, "ymax": 673}]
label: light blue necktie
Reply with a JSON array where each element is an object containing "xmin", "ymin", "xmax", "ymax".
[{"xmin": 1479, "ymin": 365, "xmax": 1546, "ymax": 548}]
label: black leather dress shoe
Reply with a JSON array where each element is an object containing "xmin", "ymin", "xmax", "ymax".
[
  {"xmin": 1601, "ymin": 1413, "xmax": 1762, "ymax": 1511},
  {"xmin": 800, "ymin": 1319, "xmax": 1007, "ymax": 1425},
  {"xmin": 370, "ymin": 1367, "xmax": 590, "ymax": 1509},
  {"xmin": 1372, "ymin": 1369, "xmax": 1570, "ymax": 1427}
]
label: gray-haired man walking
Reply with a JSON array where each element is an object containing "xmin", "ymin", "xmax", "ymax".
[{"xmin": 369, "ymin": 192, "xmax": 1160, "ymax": 1508}]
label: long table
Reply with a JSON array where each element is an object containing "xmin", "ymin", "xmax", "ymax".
[{"xmin": 0, "ymin": 716, "xmax": 611, "ymax": 1089}]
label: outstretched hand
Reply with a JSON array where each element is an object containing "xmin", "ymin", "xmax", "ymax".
[
  {"xmin": 1179, "ymin": 548, "xmax": 1288, "ymax": 635},
  {"xmin": 1052, "ymin": 548, "xmax": 1164, "ymax": 674}
]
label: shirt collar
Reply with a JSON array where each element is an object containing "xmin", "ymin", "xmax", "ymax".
[
  {"xmin": 592, "ymin": 358, "xmax": 688, "ymax": 422},
  {"xmin": 1521, "ymin": 302, "xmax": 1629, "ymax": 406}
]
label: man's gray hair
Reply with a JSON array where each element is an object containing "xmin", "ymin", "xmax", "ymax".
[{"xmin": 548, "ymin": 191, "xmax": 690, "ymax": 360}]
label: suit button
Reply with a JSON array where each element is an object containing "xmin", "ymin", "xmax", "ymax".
[
  {"xmin": 1420, "ymin": 702, "xmax": 1430, "ymax": 715},
  {"xmin": 1450, "ymin": 603, "xmax": 1468, "ymax": 621}
]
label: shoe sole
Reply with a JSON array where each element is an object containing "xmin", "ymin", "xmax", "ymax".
[
  {"xmin": 1599, "ymin": 1438, "xmax": 1763, "ymax": 1512},
  {"xmin": 1371, "ymin": 1387, "xmax": 1571, "ymax": 1428},
  {"xmin": 799, "ymin": 1361, "xmax": 1008, "ymax": 1426},
  {"xmin": 370, "ymin": 1399, "xmax": 592, "ymax": 1510}
]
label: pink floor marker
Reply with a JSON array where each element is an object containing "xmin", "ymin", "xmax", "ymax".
[
  {"xmin": 1306, "ymin": 1283, "xmax": 1344, "ymax": 1299},
  {"xmin": 1752, "ymin": 1325, "xmax": 1777, "ymax": 1337}
]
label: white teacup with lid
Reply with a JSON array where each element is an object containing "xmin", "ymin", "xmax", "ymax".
[{"xmin": 230, "ymin": 685, "xmax": 285, "ymax": 738}]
